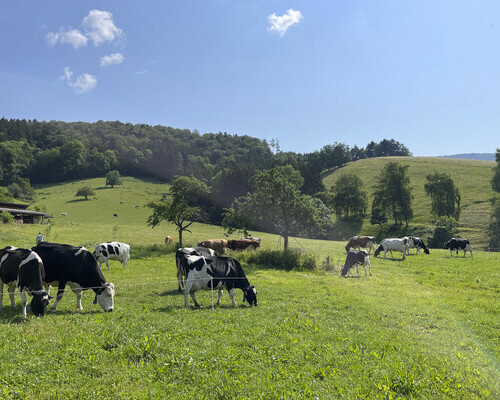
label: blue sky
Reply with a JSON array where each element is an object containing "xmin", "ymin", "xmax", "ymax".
[{"xmin": 1, "ymin": 1, "xmax": 499, "ymax": 156}]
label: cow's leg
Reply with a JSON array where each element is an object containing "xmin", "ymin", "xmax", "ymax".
[
  {"xmin": 216, "ymin": 288, "xmax": 223, "ymax": 306},
  {"xmin": 228, "ymin": 288, "xmax": 237, "ymax": 307},
  {"xmin": 69, "ymin": 283, "xmax": 84, "ymax": 310},
  {"xmin": 122, "ymin": 258, "xmax": 128, "ymax": 269},
  {"xmin": 19, "ymin": 288, "xmax": 28, "ymax": 317},
  {"xmin": 8, "ymin": 283, "xmax": 16, "ymax": 307},
  {"xmin": 355, "ymin": 264, "xmax": 360, "ymax": 277},
  {"xmin": 384, "ymin": 249, "xmax": 387, "ymax": 259},
  {"xmin": 184, "ymin": 280, "xmax": 192, "ymax": 307},
  {"xmin": 177, "ymin": 266, "xmax": 183, "ymax": 292},
  {"xmin": 189, "ymin": 291, "xmax": 200, "ymax": 308},
  {"xmin": 51, "ymin": 281, "xmax": 67, "ymax": 312},
  {"xmin": 367, "ymin": 261, "xmax": 372, "ymax": 276},
  {"xmin": 105, "ymin": 260, "xmax": 110, "ymax": 270},
  {"xmin": 43, "ymin": 283, "xmax": 51, "ymax": 296},
  {"xmin": 389, "ymin": 250, "xmax": 394, "ymax": 258}
]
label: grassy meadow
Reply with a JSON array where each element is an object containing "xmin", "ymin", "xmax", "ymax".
[
  {"xmin": 323, "ymin": 156, "xmax": 496, "ymax": 248},
  {"xmin": 0, "ymin": 177, "xmax": 499, "ymax": 399}
]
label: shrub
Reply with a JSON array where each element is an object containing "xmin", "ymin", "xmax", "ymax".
[
  {"xmin": 427, "ymin": 216, "xmax": 459, "ymax": 249},
  {"xmin": 0, "ymin": 210, "xmax": 14, "ymax": 224},
  {"xmin": 238, "ymin": 249, "xmax": 317, "ymax": 270}
]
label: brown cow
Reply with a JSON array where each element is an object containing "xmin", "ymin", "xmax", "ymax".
[
  {"xmin": 227, "ymin": 239, "xmax": 260, "ymax": 251},
  {"xmin": 341, "ymin": 250, "xmax": 372, "ymax": 277},
  {"xmin": 196, "ymin": 239, "xmax": 227, "ymax": 254},
  {"xmin": 345, "ymin": 235, "xmax": 376, "ymax": 253},
  {"xmin": 165, "ymin": 236, "xmax": 173, "ymax": 246}
]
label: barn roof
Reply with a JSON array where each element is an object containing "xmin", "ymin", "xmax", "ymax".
[
  {"xmin": 0, "ymin": 202, "xmax": 29, "ymax": 210},
  {"xmin": 0, "ymin": 207, "xmax": 52, "ymax": 218}
]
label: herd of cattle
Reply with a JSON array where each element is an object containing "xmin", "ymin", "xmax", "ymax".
[
  {"xmin": 340, "ymin": 235, "xmax": 473, "ymax": 277},
  {"xmin": 0, "ymin": 234, "xmax": 472, "ymax": 317}
]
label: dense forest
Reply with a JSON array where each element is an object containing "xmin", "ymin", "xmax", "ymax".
[{"xmin": 0, "ymin": 118, "xmax": 411, "ymax": 223}]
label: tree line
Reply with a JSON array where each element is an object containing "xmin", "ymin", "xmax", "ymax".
[{"xmin": 0, "ymin": 118, "xmax": 410, "ymax": 210}]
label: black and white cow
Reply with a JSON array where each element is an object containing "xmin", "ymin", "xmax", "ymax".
[
  {"xmin": 184, "ymin": 255, "xmax": 257, "ymax": 308},
  {"xmin": 445, "ymin": 238, "xmax": 473, "ymax": 257},
  {"xmin": 341, "ymin": 250, "xmax": 372, "ymax": 277},
  {"xmin": 93, "ymin": 242, "xmax": 131, "ymax": 269},
  {"xmin": 32, "ymin": 242, "xmax": 115, "ymax": 312},
  {"xmin": 175, "ymin": 247, "xmax": 216, "ymax": 292},
  {"xmin": 0, "ymin": 246, "xmax": 50, "ymax": 317},
  {"xmin": 404, "ymin": 236, "xmax": 430, "ymax": 255},
  {"xmin": 374, "ymin": 238, "xmax": 408, "ymax": 260}
]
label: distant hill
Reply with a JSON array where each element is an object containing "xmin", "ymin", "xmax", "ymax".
[
  {"xmin": 322, "ymin": 156, "xmax": 495, "ymax": 248},
  {"xmin": 438, "ymin": 153, "xmax": 495, "ymax": 161}
]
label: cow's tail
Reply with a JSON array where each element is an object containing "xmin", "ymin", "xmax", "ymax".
[{"xmin": 374, "ymin": 245, "xmax": 383, "ymax": 258}]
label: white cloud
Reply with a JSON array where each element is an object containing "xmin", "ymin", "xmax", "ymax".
[
  {"xmin": 83, "ymin": 9, "xmax": 122, "ymax": 46},
  {"xmin": 101, "ymin": 53, "xmax": 125, "ymax": 67},
  {"xmin": 59, "ymin": 67, "xmax": 97, "ymax": 93},
  {"xmin": 268, "ymin": 9, "xmax": 303, "ymax": 37},
  {"xmin": 46, "ymin": 29, "xmax": 88, "ymax": 49}
]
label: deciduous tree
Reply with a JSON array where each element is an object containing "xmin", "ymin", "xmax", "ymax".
[
  {"xmin": 222, "ymin": 165, "xmax": 331, "ymax": 250},
  {"xmin": 329, "ymin": 173, "xmax": 367, "ymax": 220},
  {"xmin": 371, "ymin": 161, "xmax": 413, "ymax": 226},
  {"xmin": 146, "ymin": 176, "xmax": 210, "ymax": 247},
  {"xmin": 76, "ymin": 186, "xmax": 95, "ymax": 200},
  {"xmin": 424, "ymin": 171, "xmax": 461, "ymax": 219}
]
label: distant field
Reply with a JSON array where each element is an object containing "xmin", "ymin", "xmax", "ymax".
[{"xmin": 323, "ymin": 156, "xmax": 496, "ymax": 248}]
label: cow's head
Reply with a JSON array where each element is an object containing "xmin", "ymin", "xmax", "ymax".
[
  {"xmin": 344, "ymin": 245, "xmax": 350, "ymax": 253},
  {"xmin": 94, "ymin": 282, "xmax": 115, "ymax": 312},
  {"xmin": 444, "ymin": 241, "xmax": 451, "ymax": 249},
  {"xmin": 340, "ymin": 264, "xmax": 350, "ymax": 277},
  {"xmin": 242, "ymin": 286, "xmax": 257, "ymax": 306},
  {"xmin": 424, "ymin": 248, "xmax": 430, "ymax": 254},
  {"xmin": 30, "ymin": 291, "xmax": 51, "ymax": 317}
]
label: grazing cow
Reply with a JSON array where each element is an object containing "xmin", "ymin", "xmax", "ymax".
[
  {"xmin": 197, "ymin": 239, "xmax": 227, "ymax": 254},
  {"xmin": 93, "ymin": 242, "xmax": 131, "ymax": 269},
  {"xmin": 374, "ymin": 238, "xmax": 408, "ymax": 260},
  {"xmin": 61, "ymin": 213, "xmax": 67, "ymax": 216},
  {"xmin": 341, "ymin": 250, "xmax": 372, "ymax": 277},
  {"xmin": 120, "ymin": 201, "xmax": 125, "ymax": 204},
  {"xmin": 175, "ymin": 247, "xmax": 217, "ymax": 292},
  {"xmin": 32, "ymin": 242, "xmax": 115, "ymax": 312},
  {"xmin": 184, "ymin": 255, "xmax": 257, "ymax": 308},
  {"xmin": 0, "ymin": 246, "xmax": 51, "ymax": 317},
  {"xmin": 165, "ymin": 236, "xmax": 173, "ymax": 246},
  {"xmin": 404, "ymin": 236, "xmax": 430, "ymax": 255},
  {"xmin": 113, "ymin": 214, "xmax": 118, "ymax": 218},
  {"xmin": 227, "ymin": 239, "xmax": 260, "ymax": 251},
  {"xmin": 345, "ymin": 236, "xmax": 376, "ymax": 254},
  {"xmin": 445, "ymin": 238, "xmax": 473, "ymax": 257}
]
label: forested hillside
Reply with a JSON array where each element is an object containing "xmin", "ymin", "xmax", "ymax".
[{"xmin": 0, "ymin": 118, "xmax": 411, "ymax": 188}]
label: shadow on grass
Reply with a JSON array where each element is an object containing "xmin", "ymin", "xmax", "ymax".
[
  {"xmin": 158, "ymin": 289, "xmax": 181, "ymax": 297},
  {"xmin": 65, "ymin": 198, "xmax": 90, "ymax": 203},
  {"xmin": 95, "ymin": 187, "xmax": 114, "ymax": 190}
]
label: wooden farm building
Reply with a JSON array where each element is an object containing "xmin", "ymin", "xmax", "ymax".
[{"xmin": 0, "ymin": 202, "xmax": 52, "ymax": 224}]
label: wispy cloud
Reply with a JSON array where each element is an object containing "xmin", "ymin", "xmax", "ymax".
[
  {"xmin": 83, "ymin": 9, "xmax": 123, "ymax": 46},
  {"xmin": 60, "ymin": 66, "xmax": 97, "ymax": 93},
  {"xmin": 101, "ymin": 53, "xmax": 125, "ymax": 67},
  {"xmin": 46, "ymin": 9, "xmax": 122, "ymax": 49},
  {"xmin": 268, "ymin": 9, "xmax": 303, "ymax": 37},
  {"xmin": 46, "ymin": 29, "xmax": 88, "ymax": 49}
]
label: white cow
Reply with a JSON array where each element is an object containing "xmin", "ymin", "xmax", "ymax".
[
  {"xmin": 93, "ymin": 242, "xmax": 131, "ymax": 269},
  {"xmin": 374, "ymin": 238, "xmax": 408, "ymax": 260}
]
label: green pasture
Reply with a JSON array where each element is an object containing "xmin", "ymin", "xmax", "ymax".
[
  {"xmin": 0, "ymin": 178, "xmax": 499, "ymax": 398},
  {"xmin": 323, "ymin": 156, "xmax": 496, "ymax": 248}
]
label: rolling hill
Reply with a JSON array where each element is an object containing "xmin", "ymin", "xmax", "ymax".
[{"xmin": 322, "ymin": 156, "xmax": 496, "ymax": 249}]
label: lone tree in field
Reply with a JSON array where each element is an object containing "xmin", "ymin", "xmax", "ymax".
[
  {"xmin": 371, "ymin": 161, "xmax": 413, "ymax": 227},
  {"xmin": 75, "ymin": 186, "xmax": 95, "ymax": 200},
  {"xmin": 146, "ymin": 176, "xmax": 210, "ymax": 247},
  {"xmin": 222, "ymin": 165, "xmax": 331, "ymax": 250},
  {"xmin": 106, "ymin": 170, "xmax": 122, "ymax": 188},
  {"xmin": 329, "ymin": 173, "xmax": 367, "ymax": 220},
  {"xmin": 424, "ymin": 171, "xmax": 461, "ymax": 219}
]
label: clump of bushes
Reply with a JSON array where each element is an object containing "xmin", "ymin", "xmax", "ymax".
[
  {"xmin": 0, "ymin": 210, "xmax": 14, "ymax": 224},
  {"xmin": 238, "ymin": 249, "xmax": 317, "ymax": 270},
  {"xmin": 427, "ymin": 216, "xmax": 459, "ymax": 248}
]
